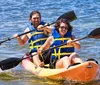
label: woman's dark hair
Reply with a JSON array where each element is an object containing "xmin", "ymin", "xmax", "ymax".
[
  {"xmin": 54, "ymin": 18, "xmax": 73, "ymax": 32},
  {"xmin": 29, "ymin": 10, "xmax": 41, "ymax": 19}
]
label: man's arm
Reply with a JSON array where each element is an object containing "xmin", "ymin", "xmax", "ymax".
[
  {"xmin": 13, "ymin": 27, "xmax": 32, "ymax": 46},
  {"xmin": 37, "ymin": 25, "xmax": 52, "ymax": 36}
]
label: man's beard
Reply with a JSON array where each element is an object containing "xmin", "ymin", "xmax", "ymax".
[{"xmin": 33, "ymin": 22, "xmax": 40, "ymax": 28}]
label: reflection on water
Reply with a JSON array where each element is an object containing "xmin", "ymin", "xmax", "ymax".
[
  {"xmin": 0, "ymin": 68, "xmax": 100, "ymax": 85},
  {"xmin": 0, "ymin": 69, "xmax": 63, "ymax": 85}
]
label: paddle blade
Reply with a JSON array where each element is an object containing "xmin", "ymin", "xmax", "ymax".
[
  {"xmin": 57, "ymin": 10, "xmax": 77, "ymax": 22},
  {"xmin": 0, "ymin": 58, "xmax": 22, "ymax": 70},
  {"xmin": 88, "ymin": 27, "xmax": 100, "ymax": 39}
]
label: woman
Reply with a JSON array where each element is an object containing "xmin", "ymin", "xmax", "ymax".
[{"xmin": 38, "ymin": 18, "xmax": 83, "ymax": 68}]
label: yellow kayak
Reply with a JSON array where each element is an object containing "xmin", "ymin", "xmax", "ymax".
[{"xmin": 21, "ymin": 57, "xmax": 99, "ymax": 82}]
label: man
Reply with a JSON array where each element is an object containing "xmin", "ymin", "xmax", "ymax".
[{"xmin": 14, "ymin": 10, "xmax": 52, "ymax": 67}]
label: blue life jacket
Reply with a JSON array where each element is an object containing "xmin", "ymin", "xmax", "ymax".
[
  {"xmin": 28, "ymin": 21, "xmax": 48, "ymax": 53},
  {"xmin": 51, "ymin": 29, "xmax": 74, "ymax": 60}
]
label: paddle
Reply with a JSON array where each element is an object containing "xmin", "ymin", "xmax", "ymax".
[
  {"xmin": 0, "ymin": 10, "xmax": 77, "ymax": 45},
  {"xmin": 57, "ymin": 10, "xmax": 77, "ymax": 21},
  {"xmin": 0, "ymin": 27, "xmax": 100, "ymax": 70},
  {"xmin": 42, "ymin": 27, "xmax": 100, "ymax": 52}
]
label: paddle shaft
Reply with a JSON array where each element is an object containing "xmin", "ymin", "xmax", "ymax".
[
  {"xmin": 0, "ymin": 11, "xmax": 77, "ymax": 45},
  {"xmin": 43, "ymin": 36, "xmax": 88, "ymax": 52},
  {"xmin": 20, "ymin": 36, "xmax": 88, "ymax": 55},
  {"xmin": 0, "ymin": 22, "xmax": 54, "ymax": 45}
]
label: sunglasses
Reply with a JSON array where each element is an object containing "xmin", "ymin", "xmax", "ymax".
[{"xmin": 59, "ymin": 26, "xmax": 68, "ymax": 30}]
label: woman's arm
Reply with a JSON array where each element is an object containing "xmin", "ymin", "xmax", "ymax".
[
  {"xmin": 71, "ymin": 35, "xmax": 81, "ymax": 50},
  {"xmin": 67, "ymin": 35, "xmax": 81, "ymax": 50}
]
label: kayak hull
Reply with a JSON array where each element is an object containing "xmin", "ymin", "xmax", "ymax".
[{"xmin": 22, "ymin": 58, "xmax": 99, "ymax": 82}]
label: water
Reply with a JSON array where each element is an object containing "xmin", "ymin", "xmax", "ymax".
[{"xmin": 0, "ymin": 0, "xmax": 100, "ymax": 85}]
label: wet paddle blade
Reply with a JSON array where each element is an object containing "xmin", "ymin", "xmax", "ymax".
[
  {"xmin": 57, "ymin": 10, "xmax": 77, "ymax": 22},
  {"xmin": 88, "ymin": 27, "xmax": 100, "ymax": 39},
  {"xmin": 0, "ymin": 58, "xmax": 22, "ymax": 70},
  {"xmin": 0, "ymin": 53, "xmax": 35, "ymax": 70}
]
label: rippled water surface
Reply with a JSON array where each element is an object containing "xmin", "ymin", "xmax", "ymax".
[{"xmin": 0, "ymin": 0, "xmax": 100, "ymax": 85}]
